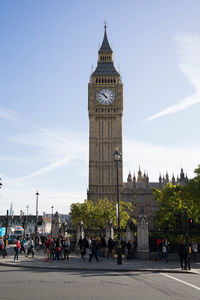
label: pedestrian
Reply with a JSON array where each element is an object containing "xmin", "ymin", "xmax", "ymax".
[
  {"xmin": 162, "ymin": 238, "xmax": 169, "ymax": 262},
  {"xmin": 78, "ymin": 236, "xmax": 84, "ymax": 258},
  {"xmin": 107, "ymin": 237, "xmax": 114, "ymax": 259},
  {"xmin": 14, "ymin": 237, "xmax": 21, "ymax": 262},
  {"xmin": 50, "ymin": 237, "xmax": 55, "ymax": 261},
  {"xmin": 26, "ymin": 237, "xmax": 34, "ymax": 258},
  {"xmin": 63, "ymin": 237, "xmax": 70, "ymax": 260},
  {"xmin": 126, "ymin": 240, "xmax": 132, "ymax": 260},
  {"xmin": 45, "ymin": 236, "xmax": 51, "ymax": 260},
  {"xmin": 96, "ymin": 237, "xmax": 102, "ymax": 261},
  {"xmin": 0, "ymin": 237, "xmax": 4, "ymax": 257},
  {"xmin": 20, "ymin": 237, "xmax": 26, "ymax": 254},
  {"xmin": 156, "ymin": 237, "xmax": 162, "ymax": 260},
  {"xmin": 82, "ymin": 236, "xmax": 89, "ymax": 259},
  {"xmin": 191, "ymin": 241, "xmax": 198, "ymax": 260},
  {"xmin": 89, "ymin": 237, "xmax": 99, "ymax": 262},
  {"xmin": 100, "ymin": 235, "xmax": 106, "ymax": 257},
  {"xmin": 179, "ymin": 240, "xmax": 190, "ymax": 270}
]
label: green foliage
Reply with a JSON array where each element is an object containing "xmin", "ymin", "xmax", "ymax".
[
  {"xmin": 69, "ymin": 198, "xmax": 134, "ymax": 229},
  {"xmin": 154, "ymin": 164, "xmax": 200, "ymax": 230}
]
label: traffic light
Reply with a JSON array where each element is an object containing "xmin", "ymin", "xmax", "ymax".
[{"xmin": 0, "ymin": 178, "xmax": 2, "ymax": 189}]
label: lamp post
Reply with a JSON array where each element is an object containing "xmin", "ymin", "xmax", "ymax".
[
  {"xmin": 35, "ymin": 191, "xmax": 39, "ymax": 236},
  {"xmin": 51, "ymin": 205, "xmax": 54, "ymax": 236},
  {"xmin": 113, "ymin": 148, "xmax": 122, "ymax": 265}
]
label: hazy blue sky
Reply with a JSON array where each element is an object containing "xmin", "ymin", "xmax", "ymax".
[{"xmin": 1, "ymin": 0, "xmax": 200, "ymax": 215}]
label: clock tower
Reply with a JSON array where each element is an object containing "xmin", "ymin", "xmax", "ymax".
[{"xmin": 88, "ymin": 24, "xmax": 123, "ymax": 202}]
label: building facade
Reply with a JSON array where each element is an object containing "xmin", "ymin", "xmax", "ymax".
[{"xmin": 122, "ymin": 168, "xmax": 188, "ymax": 229}]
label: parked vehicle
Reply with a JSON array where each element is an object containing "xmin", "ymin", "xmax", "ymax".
[{"xmin": 8, "ymin": 234, "xmax": 18, "ymax": 244}]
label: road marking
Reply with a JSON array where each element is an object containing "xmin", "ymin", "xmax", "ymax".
[{"xmin": 160, "ymin": 273, "xmax": 200, "ymax": 291}]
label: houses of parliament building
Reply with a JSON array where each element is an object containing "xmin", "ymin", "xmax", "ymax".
[{"xmin": 87, "ymin": 24, "xmax": 187, "ymax": 229}]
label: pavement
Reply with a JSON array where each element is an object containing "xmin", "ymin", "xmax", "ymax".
[{"xmin": 1, "ymin": 248, "xmax": 200, "ymax": 273}]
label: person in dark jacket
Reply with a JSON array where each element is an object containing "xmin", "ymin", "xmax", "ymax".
[
  {"xmin": 78, "ymin": 236, "xmax": 84, "ymax": 258},
  {"xmin": 82, "ymin": 236, "xmax": 89, "ymax": 259},
  {"xmin": 107, "ymin": 237, "xmax": 114, "ymax": 259},
  {"xmin": 89, "ymin": 237, "xmax": 99, "ymax": 262},
  {"xmin": 179, "ymin": 240, "xmax": 190, "ymax": 270},
  {"xmin": 126, "ymin": 240, "xmax": 132, "ymax": 260},
  {"xmin": 100, "ymin": 235, "xmax": 106, "ymax": 257}
]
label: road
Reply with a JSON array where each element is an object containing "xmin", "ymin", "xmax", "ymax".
[{"xmin": 0, "ymin": 266, "xmax": 200, "ymax": 299}]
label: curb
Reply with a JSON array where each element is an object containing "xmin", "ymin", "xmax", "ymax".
[{"xmin": 0, "ymin": 262, "xmax": 197, "ymax": 274}]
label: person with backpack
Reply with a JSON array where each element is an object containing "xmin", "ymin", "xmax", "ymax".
[
  {"xmin": 179, "ymin": 240, "xmax": 190, "ymax": 270},
  {"xmin": 20, "ymin": 237, "xmax": 26, "ymax": 254}
]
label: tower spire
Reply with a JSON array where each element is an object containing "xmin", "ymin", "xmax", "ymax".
[
  {"xmin": 104, "ymin": 18, "xmax": 107, "ymax": 31},
  {"xmin": 93, "ymin": 23, "xmax": 119, "ymax": 76}
]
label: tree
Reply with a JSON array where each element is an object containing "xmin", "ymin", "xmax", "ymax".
[
  {"xmin": 69, "ymin": 198, "xmax": 134, "ymax": 229},
  {"xmin": 153, "ymin": 183, "xmax": 185, "ymax": 231},
  {"xmin": 153, "ymin": 165, "xmax": 200, "ymax": 231}
]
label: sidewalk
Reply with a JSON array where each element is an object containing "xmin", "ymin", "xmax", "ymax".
[{"xmin": 1, "ymin": 251, "xmax": 200, "ymax": 273}]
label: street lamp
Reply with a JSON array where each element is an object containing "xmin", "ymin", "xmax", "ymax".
[
  {"xmin": 35, "ymin": 191, "xmax": 39, "ymax": 235},
  {"xmin": 51, "ymin": 205, "xmax": 54, "ymax": 236},
  {"xmin": 113, "ymin": 148, "xmax": 122, "ymax": 265}
]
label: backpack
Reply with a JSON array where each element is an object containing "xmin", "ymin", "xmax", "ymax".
[{"xmin": 0, "ymin": 241, "xmax": 4, "ymax": 249}]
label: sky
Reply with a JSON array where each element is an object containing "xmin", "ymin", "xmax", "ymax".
[{"xmin": 0, "ymin": 0, "xmax": 200, "ymax": 215}]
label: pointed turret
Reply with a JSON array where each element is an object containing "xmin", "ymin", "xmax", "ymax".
[
  {"xmin": 172, "ymin": 173, "xmax": 176, "ymax": 185},
  {"xmin": 127, "ymin": 171, "xmax": 132, "ymax": 182},
  {"xmin": 133, "ymin": 172, "xmax": 136, "ymax": 189},
  {"xmin": 137, "ymin": 166, "xmax": 142, "ymax": 182},
  {"xmin": 99, "ymin": 23, "xmax": 113, "ymax": 54},
  {"xmin": 180, "ymin": 168, "xmax": 185, "ymax": 182},
  {"xmin": 166, "ymin": 172, "xmax": 169, "ymax": 183},
  {"xmin": 159, "ymin": 173, "xmax": 162, "ymax": 188},
  {"xmin": 92, "ymin": 24, "xmax": 119, "ymax": 76}
]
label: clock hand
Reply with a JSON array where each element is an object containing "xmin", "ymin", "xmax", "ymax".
[{"xmin": 102, "ymin": 93, "xmax": 108, "ymax": 98}]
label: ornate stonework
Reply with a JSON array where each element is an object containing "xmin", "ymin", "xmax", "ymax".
[{"xmin": 87, "ymin": 25, "xmax": 123, "ymax": 202}]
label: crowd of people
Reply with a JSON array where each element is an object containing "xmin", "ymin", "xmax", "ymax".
[
  {"xmin": 155, "ymin": 237, "xmax": 199, "ymax": 270},
  {"xmin": 1, "ymin": 233, "xmax": 199, "ymax": 270},
  {"xmin": 12, "ymin": 234, "xmax": 71, "ymax": 262},
  {"xmin": 77, "ymin": 235, "xmax": 135, "ymax": 262}
]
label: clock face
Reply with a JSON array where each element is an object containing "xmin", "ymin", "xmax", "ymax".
[{"xmin": 97, "ymin": 88, "xmax": 115, "ymax": 105}]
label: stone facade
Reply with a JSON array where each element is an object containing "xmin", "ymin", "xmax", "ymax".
[{"xmin": 122, "ymin": 168, "xmax": 188, "ymax": 229}]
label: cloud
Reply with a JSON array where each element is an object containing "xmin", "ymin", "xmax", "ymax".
[
  {"xmin": 8, "ymin": 127, "xmax": 88, "ymax": 180},
  {"xmin": 0, "ymin": 107, "xmax": 20, "ymax": 122},
  {"xmin": 9, "ymin": 128, "xmax": 88, "ymax": 162},
  {"xmin": 17, "ymin": 152, "xmax": 80, "ymax": 180},
  {"xmin": 146, "ymin": 33, "xmax": 200, "ymax": 121}
]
